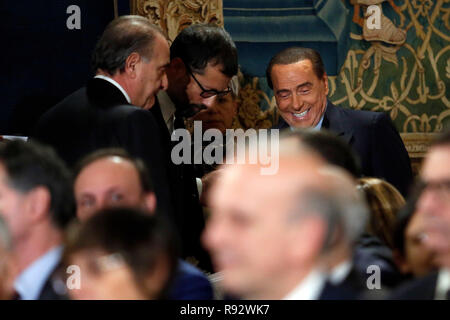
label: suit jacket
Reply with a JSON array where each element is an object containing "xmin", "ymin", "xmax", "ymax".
[
  {"xmin": 38, "ymin": 264, "xmax": 68, "ymax": 300},
  {"xmin": 31, "ymin": 78, "xmax": 174, "ymax": 224},
  {"xmin": 274, "ymin": 101, "xmax": 413, "ymax": 196},
  {"xmin": 151, "ymin": 100, "xmax": 212, "ymax": 272},
  {"xmin": 168, "ymin": 260, "xmax": 214, "ymax": 300},
  {"xmin": 389, "ymin": 272, "xmax": 439, "ymax": 300}
]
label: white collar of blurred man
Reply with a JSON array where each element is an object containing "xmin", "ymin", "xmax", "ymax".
[{"xmin": 202, "ymin": 147, "xmax": 368, "ymax": 299}]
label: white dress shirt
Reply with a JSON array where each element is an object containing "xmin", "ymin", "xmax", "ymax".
[
  {"xmin": 283, "ymin": 269, "xmax": 327, "ymax": 300},
  {"xmin": 14, "ymin": 246, "xmax": 63, "ymax": 300},
  {"xmin": 328, "ymin": 260, "xmax": 353, "ymax": 286}
]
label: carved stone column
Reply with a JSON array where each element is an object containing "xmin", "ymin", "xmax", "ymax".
[{"xmin": 130, "ymin": 0, "xmax": 224, "ymax": 42}]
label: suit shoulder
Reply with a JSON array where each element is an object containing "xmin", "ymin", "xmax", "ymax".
[
  {"xmin": 389, "ymin": 272, "xmax": 438, "ymax": 300},
  {"xmin": 335, "ymin": 106, "xmax": 386, "ymax": 125}
]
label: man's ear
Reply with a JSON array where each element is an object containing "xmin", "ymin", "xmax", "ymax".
[
  {"xmin": 144, "ymin": 192, "xmax": 157, "ymax": 215},
  {"xmin": 25, "ymin": 187, "xmax": 51, "ymax": 223},
  {"xmin": 124, "ymin": 52, "xmax": 141, "ymax": 78},
  {"xmin": 322, "ymin": 72, "xmax": 329, "ymax": 96}
]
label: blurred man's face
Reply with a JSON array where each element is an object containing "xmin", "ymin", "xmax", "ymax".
[
  {"xmin": 271, "ymin": 59, "xmax": 329, "ymax": 128},
  {"xmin": 402, "ymin": 211, "xmax": 437, "ymax": 276},
  {"xmin": 189, "ymin": 92, "xmax": 238, "ymax": 134},
  {"xmin": 74, "ymin": 157, "xmax": 154, "ymax": 221},
  {"xmin": 417, "ymin": 146, "xmax": 450, "ymax": 267},
  {"xmin": 0, "ymin": 164, "xmax": 31, "ymax": 242},
  {"xmin": 203, "ymin": 161, "xmax": 323, "ymax": 299},
  {"xmin": 133, "ymin": 34, "xmax": 170, "ymax": 108},
  {"xmin": 68, "ymin": 250, "xmax": 147, "ymax": 300}
]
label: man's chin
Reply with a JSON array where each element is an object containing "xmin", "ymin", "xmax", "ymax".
[{"xmin": 142, "ymin": 96, "xmax": 156, "ymax": 110}]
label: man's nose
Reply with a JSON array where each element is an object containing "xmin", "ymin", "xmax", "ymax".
[
  {"xmin": 291, "ymin": 93, "xmax": 303, "ymax": 111},
  {"xmin": 201, "ymin": 95, "xmax": 217, "ymax": 109}
]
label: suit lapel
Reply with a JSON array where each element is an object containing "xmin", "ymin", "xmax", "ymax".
[{"xmin": 322, "ymin": 101, "xmax": 354, "ymax": 145}]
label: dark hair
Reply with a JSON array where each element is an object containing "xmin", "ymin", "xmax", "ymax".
[
  {"xmin": 170, "ymin": 24, "xmax": 238, "ymax": 77},
  {"xmin": 281, "ymin": 129, "xmax": 362, "ymax": 178},
  {"xmin": 0, "ymin": 140, "xmax": 74, "ymax": 229},
  {"xmin": 91, "ymin": 15, "xmax": 164, "ymax": 75},
  {"xmin": 62, "ymin": 207, "xmax": 178, "ymax": 299},
  {"xmin": 430, "ymin": 127, "xmax": 450, "ymax": 148},
  {"xmin": 266, "ymin": 47, "xmax": 326, "ymax": 89},
  {"xmin": 73, "ymin": 148, "xmax": 153, "ymax": 193}
]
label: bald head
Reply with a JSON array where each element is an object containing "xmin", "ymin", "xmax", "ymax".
[{"xmin": 74, "ymin": 155, "xmax": 156, "ymax": 221}]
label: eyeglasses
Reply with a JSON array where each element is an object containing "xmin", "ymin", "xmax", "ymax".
[
  {"xmin": 188, "ymin": 69, "xmax": 231, "ymax": 99},
  {"xmin": 419, "ymin": 179, "xmax": 450, "ymax": 201}
]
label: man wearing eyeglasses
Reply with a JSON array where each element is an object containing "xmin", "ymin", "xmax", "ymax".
[
  {"xmin": 391, "ymin": 129, "xmax": 450, "ymax": 299},
  {"xmin": 152, "ymin": 24, "xmax": 238, "ymax": 134},
  {"xmin": 148, "ymin": 24, "xmax": 238, "ymax": 272}
]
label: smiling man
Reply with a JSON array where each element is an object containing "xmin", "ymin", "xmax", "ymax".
[{"xmin": 268, "ymin": 47, "xmax": 412, "ymax": 196}]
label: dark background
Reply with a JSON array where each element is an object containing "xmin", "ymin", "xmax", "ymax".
[{"xmin": 0, "ymin": 0, "xmax": 130, "ymax": 135}]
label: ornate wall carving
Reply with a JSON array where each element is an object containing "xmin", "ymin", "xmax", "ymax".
[
  {"xmin": 130, "ymin": 0, "xmax": 224, "ymax": 41},
  {"xmin": 131, "ymin": 0, "xmax": 449, "ymax": 165}
]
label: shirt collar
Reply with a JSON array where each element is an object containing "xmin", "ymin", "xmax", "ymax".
[
  {"xmin": 435, "ymin": 268, "xmax": 450, "ymax": 300},
  {"xmin": 94, "ymin": 75, "xmax": 131, "ymax": 104},
  {"xmin": 14, "ymin": 246, "xmax": 63, "ymax": 300},
  {"xmin": 328, "ymin": 260, "xmax": 353, "ymax": 285},
  {"xmin": 283, "ymin": 268, "xmax": 327, "ymax": 300}
]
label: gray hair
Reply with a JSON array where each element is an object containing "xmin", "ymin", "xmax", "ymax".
[
  {"xmin": 288, "ymin": 173, "xmax": 369, "ymax": 254},
  {"xmin": 0, "ymin": 216, "xmax": 11, "ymax": 250}
]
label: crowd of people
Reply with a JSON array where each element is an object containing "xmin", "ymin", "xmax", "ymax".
[{"xmin": 0, "ymin": 15, "xmax": 448, "ymax": 300}]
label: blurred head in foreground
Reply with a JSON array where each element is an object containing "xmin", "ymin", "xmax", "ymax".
[
  {"xmin": 73, "ymin": 148, "xmax": 157, "ymax": 221},
  {"xmin": 415, "ymin": 129, "xmax": 450, "ymax": 268},
  {"xmin": 62, "ymin": 207, "xmax": 177, "ymax": 300},
  {"xmin": 202, "ymin": 141, "xmax": 368, "ymax": 299},
  {"xmin": 393, "ymin": 189, "xmax": 437, "ymax": 277}
]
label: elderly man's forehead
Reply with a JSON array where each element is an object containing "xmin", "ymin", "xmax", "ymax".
[{"xmin": 219, "ymin": 156, "xmax": 326, "ymax": 191}]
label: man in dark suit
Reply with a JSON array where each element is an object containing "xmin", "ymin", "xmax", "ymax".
[
  {"xmin": 31, "ymin": 15, "xmax": 174, "ymax": 225},
  {"xmin": 391, "ymin": 130, "xmax": 450, "ymax": 299},
  {"xmin": 0, "ymin": 140, "xmax": 74, "ymax": 300},
  {"xmin": 149, "ymin": 24, "xmax": 239, "ymax": 271},
  {"xmin": 268, "ymin": 47, "xmax": 412, "ymax": 196}
]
